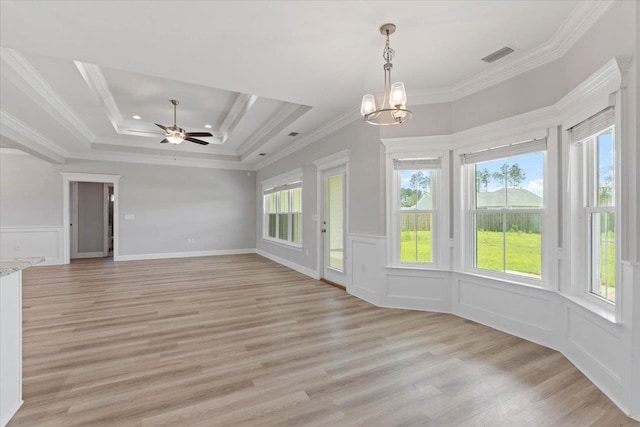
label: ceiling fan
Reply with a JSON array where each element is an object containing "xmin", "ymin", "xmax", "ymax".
[{"xmin": 155, "ymin": 99, "xmax": 212, "ymax": 145}]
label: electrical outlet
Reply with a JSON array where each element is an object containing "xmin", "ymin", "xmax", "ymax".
[
  {"xmin": 361, "ymin": 264, "xmax": 366, "ymax": 273},
  {"xmin": 187, "ymin": 238, "xmax": 196, "ymax": 244},
  {"xmin": 15, "ymin": 245, "xmax": 20, "ymax": 252}
]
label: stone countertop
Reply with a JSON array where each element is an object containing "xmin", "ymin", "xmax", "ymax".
[{"xmin": 0, "ymin": 257, "xmax": 45, "ymax": 278}]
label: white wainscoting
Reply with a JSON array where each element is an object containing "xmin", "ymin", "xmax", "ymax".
[
  {"xmin": 347, "ymin": 234, "xmax": 386, "ymax": 305},
  {"xmin": 384, "ymin": 270, "xmax": 451, "ymax": 312},
  {"xmin": 0, "ymin": 227, "xmax": 64, "ymax": 265},
  {"xmin": 452, "ymin": 274, "xmax": 561, "ymax": 350}
]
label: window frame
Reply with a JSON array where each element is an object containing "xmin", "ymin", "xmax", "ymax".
[
  {"xmin": 386, "ymin": 150, "xmax": 449, "ymax": 270},
  {"xmin": 261, "ymin": 169, "xmax": 303, "ymax": 249},
  {"xmin": 574, "ymin": 125, "xmax": 618, "ymax": 307},
  {"xmin": 461, "ymin": 138, "xmax": 550, "ymax": 287}
]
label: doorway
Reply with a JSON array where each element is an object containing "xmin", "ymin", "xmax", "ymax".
[
  {"xmin": 321, "ymin": 166, "xmax": 347, "ymax": 286},
  {"xmin": 61, "ymin": 173, "xmax": 120, "ymax": 264}
]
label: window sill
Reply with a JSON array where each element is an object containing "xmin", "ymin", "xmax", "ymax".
[
  {"xmin": 459, "ymin": 269, "xmax": 546, "ymax": 291},
  {"xmin": 386, "ymin": 264, "xmax": 448, "ymax": 273},
  {"xmin": 559, "ymin": 292, "xmax": 618, "ymax": 324},
  {"xmin": 261, "ymin": 238, "xmax": 303, "ymax": 251}
]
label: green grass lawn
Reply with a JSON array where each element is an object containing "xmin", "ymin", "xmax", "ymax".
[{"xmin": 400, "ymin": 230, "xmax": 615, "ymax": 286}]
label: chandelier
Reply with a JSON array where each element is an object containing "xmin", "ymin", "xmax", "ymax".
[{"xmin": 360, "ymin": 23, "xmax": 413, "ymax": 126}]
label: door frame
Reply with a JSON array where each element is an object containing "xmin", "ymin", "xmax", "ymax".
[
  {"xmin": 61, "ymin": 173, "xmax": 121, "ymax": 264},
  {"xmin": 313, "ymin": 150, "xmax": 351, "ymax": 286}
]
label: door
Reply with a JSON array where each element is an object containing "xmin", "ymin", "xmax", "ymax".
[{"xmin": 322, "ymin": 166, "xmax": 347, "ymax": 286}]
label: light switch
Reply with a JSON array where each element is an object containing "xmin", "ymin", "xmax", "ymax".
[
  {"xmin": 311, "ymin": 214, "xmax": 318, "ymax": 221},
  {"xmin": 125, "ymin": 214, "xmax": 135, "ymax": 220}
]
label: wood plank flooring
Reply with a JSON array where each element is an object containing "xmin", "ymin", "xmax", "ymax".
[{"xmin": 10, "ymin": 254, "xmax": 639, "ymax": 426}]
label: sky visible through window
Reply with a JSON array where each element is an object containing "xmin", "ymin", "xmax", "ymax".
[{"xmin": 474, "ymin": 152, "xmax": 544, "ymax": 197}]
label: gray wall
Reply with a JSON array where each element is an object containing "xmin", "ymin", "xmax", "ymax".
[
  {"xmin": 258, "ymin": 0, "xmax": 638, "ymax": 269},
  {"xmin": 256, "ymin": 120, "xmax": 382, "ymax": 270},
  {"xmin": 0, "ymin": 154, "xmax": 257, "ymax": 256},
  {"xmin": 77, "ymin": 182, "xmax": 104, "ymax": 253}
]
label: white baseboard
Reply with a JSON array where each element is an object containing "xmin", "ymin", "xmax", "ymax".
[
  {"xmin": 73, "ymin": 251, "xmax": 107, "ymax": 259},
  {"xmin": 256, "ymin": 249, "xmax": 319, "ymax": 280},
  {"xmin": 118, "ymin": 248, "xmax": 256, "ymax": 261},
  {"xmin": 1, "ymin": 399, "xmax": 23, "ymax": 427}
]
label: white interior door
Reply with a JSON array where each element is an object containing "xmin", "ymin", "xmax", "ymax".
[{"xmin": 322, "ymin": 166, "xmax": 347, "ymax": 286}]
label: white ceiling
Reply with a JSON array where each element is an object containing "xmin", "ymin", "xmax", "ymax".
[{"xmin": 0, "ymin": 1, "xmax": 611, "ymax": 170}]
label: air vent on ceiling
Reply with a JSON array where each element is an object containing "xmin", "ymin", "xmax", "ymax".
[
  {"xmin": 481, "ymin": 46, "xmax": 515, "ymax": 63},
  {"xmin": 288, "ymin": 132, "xmax": 299, "ymax": 137},
  {"xmin": 259, "ymin": 153, "xmax": 267, "ymax": 156}
]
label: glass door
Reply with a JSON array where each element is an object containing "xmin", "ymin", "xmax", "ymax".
[{"xmin": 323, "ymin": 166, "xmax": 346, "ymax": 285}]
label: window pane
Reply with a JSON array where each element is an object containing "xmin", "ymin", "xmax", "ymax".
[
  {"xmin": 265, "ymin": 193, "xmax": 277, "ymax": 213},
  {"xmin": 475, "ymin": 159, "xmax": 507, "ymax": 209},
  {"xmin": 268, "ymin": 213, "xmax": 276, "ymax": 238},
  {"xmin": 590, "ymin": 212, "xmax": 615, "ymax": 302},
  {"xmin": 278, "ymin": 190, "xmax": 290, "ymax": 213},
  {"xmin": 400, "ymin": 213, "xmax": 433, "ymax": 263},
  {"xmin": 291, "ymin": 188, "xmax": 302, "ymax": 212},
  {"xmin": 505, "ymin": 213, "xmax": 542, "ymax": 277},
  {"xmin": 597, "ymin": 130, "xmax": 615, "ymax": 207},
  {"xmin": 475, "ymin": 152, "xmax": 543, "ymax": 210},
  {"xmin": 278, "ymin": 214, "xmax": 288, "ymax": 240},
  {"xmin": 327, "ymin": 174, "xmax": 344, "ymax": 271},
  {"xmin": 400, "ymin": 170, "xmax": 432, "ymax": 209},
  {"xmin": 506, "ymin": 152, "xmax": 544, "ymax": 208},
  {"xmin": 475, "ymin": 213, "xmax": 504, "ymax": 273},
  {"xmin": 291, "ymin": 212, "xmax": 302, "ymax": 244}
]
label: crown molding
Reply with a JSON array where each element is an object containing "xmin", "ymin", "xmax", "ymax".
[
  {"xmin": 1, "ymin": 48, "xmax": 95, "ymax": 146},
  {"xmin": 0, "ymin": 109, "xmax": 68, "ymax": 163},
  {"xmin": 238, "ymin": 103, "xmax": 311, "ymax": 158},
  {"xmin": 256, "ymin": 108, "xmax": 361, "ymax": 170},
  {"xmin": 410, "ymin": 0, "xmax": 616, "ymax": 105},
  {"xmin": 67, "ymin": 150, "xmax": 256, "ymax": 171},
  {"xmin": 74, "ymin": 61, "xmax": 123, "ymax": 132},
  {"xmin": 220, "ymin": 94, "xmax": 257, "ymax": 142}
]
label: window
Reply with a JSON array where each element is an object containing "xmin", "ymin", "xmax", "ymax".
[
  {"xmin": 263, "ymin": 182, "xmax": 302, "ymax": 247},
  {"xmin": 464, "ymin": 140, "xmax": 546, "ymax": 279},
  {"xmin": 393, "ymin": 158, "xmax": 440, "ymax": 265},
  {"xmin": 570, "ymin": 108, "xmax": 617, "ymax": 303}
]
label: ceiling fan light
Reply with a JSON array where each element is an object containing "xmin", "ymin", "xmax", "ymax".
[
  {"xmin": 166, "ymin": 135, "xmax": 184, "ymax": 144},
  {"xmin": 360, "ymin": 94, "xmax": 377, "ymax": 116}
]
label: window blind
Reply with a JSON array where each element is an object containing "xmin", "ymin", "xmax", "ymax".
[
  {"xmin": 569, "ymin": 107, "xmax": 615, "ymax": 143},
  {"xmin": 393, "ymin": 158, "xmax": 441, "ymax": 170},
  {"xmin": 462, "ymin": 138, "xmax": 547, "ymax": 164}
]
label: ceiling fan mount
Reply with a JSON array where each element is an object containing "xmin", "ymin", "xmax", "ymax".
[{"xmin": 155, "ymin": 99, "xmax": 212, "ymax": 145}]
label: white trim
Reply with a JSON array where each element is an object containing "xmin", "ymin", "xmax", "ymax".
[
  {"xmin": 67, "ymin": 150, "xmax": 255, "ymax": 171},
  {"xmin": 0, "ymin": 226, "xmax": 64, "ymax": 266},
  {"xmin": 255, "ymin": 249, "xmax": 319, "ymax": 280},
  {"xmin": 409, "ymin": 1, "xmax": 615, "ymax": 105},
  {"xmin": 238, "ymin": 103, "xmax": 310, "ymax": 157},
  {"xmin": 61, "ymin": 173, "xmax": 120, "ymax": 264},
  {"xmin": 260, "ymin": 168, "xmax": 303, "ymax": 190},
  {"xmin": 219, "ymin": 94, "xmax": 257, "ymax": 141},
  {"xmin": 256, "ymin": 109, "xmax": 361, "ymax": 170},
  {"xmin": 261, "ymin": 237, "xmax": 303, "ymax": 251},
  {"xmin": 0, "ymin": 399, "xmax": 23, "ymax": 427},
  {"xmin": 73, "ymin": 251, "xmax": 108, "ymax": 259},
  {"xmin": 0, "ymin": 109, "xmax": 67, "ymax": 164},
  {"xmin": 118, "ymin": 248, "xmax": 256, "ymax": 261},
  {"xmin": 1, "ymin": 48, "xmax": 94, "ymax": 146},
  {"xmin": 315, "ymin": 153, "xmax": 351, "ymax": 284},
  {"xmin": 312, "ymin": 149, "xmax": 352, "ymax": 171}
]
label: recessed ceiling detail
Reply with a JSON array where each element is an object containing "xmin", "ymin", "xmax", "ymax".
[{"xmin": 0, "ymin": 1, "xmax": 614, "ymax": 170}]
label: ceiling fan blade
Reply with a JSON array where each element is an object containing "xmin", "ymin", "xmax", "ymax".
[
  {"xmin": 185, "ymin": 137, "xmax": 209, "ymax": 145},
  {"xmin": 185, "ymin": 132, "xmax": 213, "ymax": 137},
  {"xmin": 155, "ymin": 123, "xmax": 168, "ymax": 131},
  {"xmin": 160, "ymin": 138, "xmax": 170, "ymax": 143}
]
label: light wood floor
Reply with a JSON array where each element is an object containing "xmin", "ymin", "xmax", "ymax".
[{"xmin": 10, "ymin": 255, "xmax": 639, "ymax": 426}]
